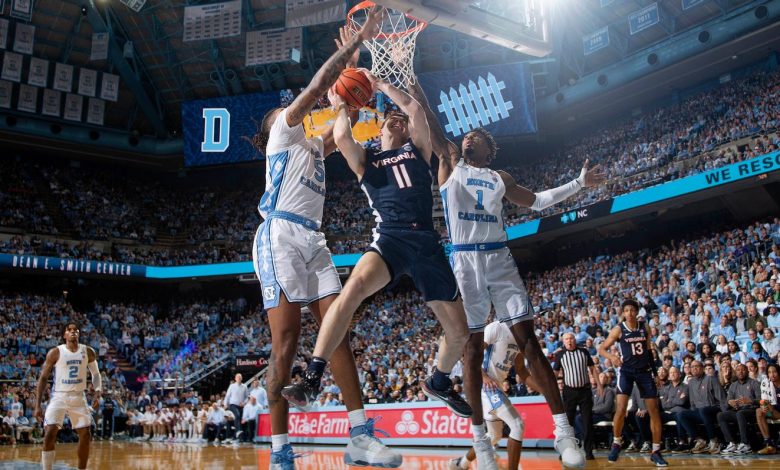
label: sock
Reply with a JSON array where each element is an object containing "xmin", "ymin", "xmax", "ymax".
[
  {"xmin": 459, "ymin": 456, "xmax": 470, "ymax": 468},
  {"xmin": 307, "ymin": 357, "xmax": 327, "ymax": 383},
  {"xmin": 41, "ymin": 450, "xmax": 55, "ymax": 470},
  {"xmin": 652, "ymin": 443, "xmax": 661, "ymax": 453},
  {"xmin": 472, "ymin": 423, "xmax": 486, "ymax": 441},
  {"xmin": 348, "ymin": 409, "xmax": 367, "ymax": 433},
  {"xmin": 552, "ymin": 413, "xmax": 572, "ymax": 431},
  {"xmin": 431, "ymin": 368, "xmax": 452, "ymax": 391},
  {"xmin": 613, "ymin": 437, "xmax": 623, "ymax": 445},
  {"xmin": 271, "ymin": 433, "xmax": 289, "ymax": 452}
]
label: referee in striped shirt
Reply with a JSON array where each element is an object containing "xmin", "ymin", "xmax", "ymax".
[{"xmin": 553, "ymin": 332, "xmax": 600, "ymax": 459}]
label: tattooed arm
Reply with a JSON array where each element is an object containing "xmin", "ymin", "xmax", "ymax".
[{"xmin": 407, "ymin": 81, "xmax": 460, "ymax": 185}]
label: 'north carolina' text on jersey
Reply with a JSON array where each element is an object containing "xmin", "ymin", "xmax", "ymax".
[
  {"xmin": 258, "ymin": 108, "xmax": 326, "ymax": 227},
  {"xmin": 53, "ymin": 344, "xmax": 88, "ymax": 393},
  {"xmin": 440, "ymin": 159, "xmax": 506, "ymax": 244},
  {"xmin": 618, "ymin": 320, "xmax": 652, "ymax": 370},
  {"xmin": 360, "ymin": 140, "xmax": 434, "ymax": 229}
]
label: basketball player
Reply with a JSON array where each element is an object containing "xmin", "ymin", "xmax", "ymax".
[
  {"xmin": 449, "ymin": 320, "xmax": 540, "ymax": 470},
  {"xmin": 405, "ymin": 81, "xmax": 604, "ymax": 467},
  {"xmin": 283, "ymin": 72, "xmax": 501, "ymax": 469},
  {"xmin": 34, "ymin": 322, "xmax": 102, "ymax": 470},
  {"xmin": 598, "ymin": 299, "xmax": 668, "ymax": 467},
  {"xmin": 252, "ymin": 8, "xmax": 400, "ymax": 469}
]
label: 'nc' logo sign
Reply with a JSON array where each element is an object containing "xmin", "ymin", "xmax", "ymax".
[{"xmin": 201, "ymin": 108, "xmax": 230, "ymax": 152}]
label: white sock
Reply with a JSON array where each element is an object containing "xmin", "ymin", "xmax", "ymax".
[
  {"xmin": 613, "ymin": 437, "xmax": 623, "ymax": 445},
  {"xmin": 271, "ymin": 433, "xmax": 289, "ymax": 452},
  {"xmin": 41, "ymin": 450, "xmax": 55, "ymax": 470},
  {"xmin": 652, "ymin": 443, "xmax": 661, "ymax": 452},
  {"xmin": 459, "ymin": 456, "xmax": 470, "ymax": 469},
  {"xmin": 348, "ymin": 409, "xmax": 367, "ymax": 429},
  {"xmin": 472, "ymin": 423, "xmax": 486, "ymax": 441}
]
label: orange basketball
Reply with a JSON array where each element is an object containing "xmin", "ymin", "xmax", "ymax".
[{"xmin": 333, "ymin": 68, "xmax": 373, "ymax": 109}]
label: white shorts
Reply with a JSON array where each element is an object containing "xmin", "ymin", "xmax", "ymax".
[
  {"xmin": 451, "ymin": 247, "xmax": 531, "ymax": 331},
  {"xmin": 253, "ymin": 218, "xmax": 341, "ymax": 309},
  {"xmin": 44, "ymin": 392, "xmax": 93, "ymax": 430},
  {"xmin": 481, "ymin": 389, "xmax": 524, "ymax": 441}
]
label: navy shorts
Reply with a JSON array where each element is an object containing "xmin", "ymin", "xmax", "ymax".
[
  {"xmin": 367, "ymin": 228, "xmax": 458, "ymax": 302},
  {"xmin": 617, "ymin": 367, "xmax": 658, "ymax": 399}
]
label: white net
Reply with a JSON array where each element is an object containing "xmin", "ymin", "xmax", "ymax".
[{"xmin": 348, "ymin": 4, "xmax": 425, "ymax": 89}]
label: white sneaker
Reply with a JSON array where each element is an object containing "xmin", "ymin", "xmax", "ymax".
[
  {"xmin": 448, "ymin": 456, "xmax": 469, "ymax": 469},
  {"xmin": 554, "ymin": 427, "xmax": 586, "ymax": 468},
  {"xmin": 473, "ymin": 435, "xmax": 499, "ymax": 470},
  {"xmin": 640, "ymin": 442, "xmax": 651, "ymax": 453},
  {"xmin": 735, "ymin": 443, "xmax": 751, "ymax": 454},
  {"xmin": 707, "ymin": 440, "xmax": 721, "ymax": 454},
  {"xmin": 721, "ymin": 442, "xmax": 737, "ymax": 454},
  {"xmin": 344, "ymin": 419, "xmax": 402, "ymax": 468}
]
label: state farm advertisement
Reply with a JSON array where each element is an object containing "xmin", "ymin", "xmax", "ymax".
[{"xmin": 257, "ymin": 398, "xmax": 555, "ymax": 447}]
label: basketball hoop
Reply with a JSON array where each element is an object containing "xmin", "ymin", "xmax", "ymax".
[{"xmin": 347, "ymin": 0, "xmax": 427, "ymax": 88}]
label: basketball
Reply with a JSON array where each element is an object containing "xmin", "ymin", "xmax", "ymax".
[{"xmin": 333, "ymin": 68, "xmax": 373, "ymax": 108}]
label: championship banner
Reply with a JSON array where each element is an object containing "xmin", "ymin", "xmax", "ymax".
[
  {"xmin": 120, "ymin": 0, "xmax": 146, "ymax": 13},
  {"xmin": 27, "ymin": 56, "xmax": 47, "ymax": 87},
  {"xmin": 90, "ymin": 32, "xmax": 109, "ymax": 61},
  {"xmin": 63, "ymin": 93, "xmax": 83, "ymax": 121},
  {"xmin": 256, "ymin": 398, "xmax": 555, "ymax": 446},
  {"xmin": 0, "ymin": 80, "xmax": 12, "ymax": 108},
  {"xmin": 0, "ymin": 19, "xmax": 9, "ymax": 50},
  {"xmin": 13, "ymin": 23, "xmax": 34, "ymax": 55},
  {"xmin": 10, "ymin": 0, "xmax": 34, "ymax": 22},
  {"xmin": 1, "ymin": 51, "xmax": 23, "ymax": 82},
  {"xmin": 77, "ymin": 68, "xmax": 98, "ymax": 97},
  {"xmin": 245, "ymin": 28, "xmax": 302, "ymax": 66},
  {"xmin": 183, "ymin": 0, "xmax": 241, "ymax": 42},
  {"xmin": 0, "ymin": 253, "xmax": 146, "ymax": 278},
  {"xmin": 53, "ymin": 62, "xmax": 74, "ymax": 92},
  {"xmin": 417, "ymin": 62, "xmax": 537, "ymax": 139},
  {"xmin": 628, "ymin": 3, "xmax": 660, "ymax": 35},
  {"xmin": 16, "ymin": 83, "xmax": 36, "ymax": 112},
  {"xmin": 583, "ymin": 26, "xmax": 610, "ymax": 56},
  {"xmin": 285, "ymin": 0, "xmax": 345, "ymax": 28},
  {"xmin": 100, "ymin": 72, "xmax": 119, "ymax": 101},
  {"xmin": 41, "ymin": 88, "xmax": 60, "ymax": 117},
  {"xmin": 86, "ymin": 97, "xmax": 105, "ymax": 125},
  {"xmin": 235, "ymin": 354, "xmax": 269, "ymax": 373},
  {"xmin": 682, "ymin": 0, "xmax": 707, "ymax": 10}
]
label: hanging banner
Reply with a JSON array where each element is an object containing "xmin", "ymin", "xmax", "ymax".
[
  {"xmin": 10, "ymin": 0, "xmax": 34, "ymax": 22},
  {"xmin": 100, "ymin": 72, "xmax": 119, "ymax": 101},
  {"xmin": 0, "ymin": 19, "xmax": 9, "ymax": 50},
  {"xmin": 77, "ymin": 68, "xmax": 97, "ymax": 97},
  {"xmin": 120, "ymin": 0, "xmax": 146, "ymax": 13},
  {"xmin": 183, "ymin": 0, "xmax": 241, "ymax": 42},
  {"xmin": 53, "ymin": 62, "xmax": 74, "ymax": 92},
  {"xmin": 13, "ymin": 23, "xmax": 34, "ymax": 55},
  {"xmin": 583, "ymin": 26, "xmax": 610, "ymax": 56},
  {"xmin": 17, "ymin": 83, "xmax": 36, "ymax": 112},
  {"xmin": 682, "ymin": 0, "xmax": 707, "ymax": 10},
  {"xmin": 90, "ymin": 32, "xmax": 109, "ymax": 61},
  {"xmin": 63, "ymin": 93, "xmax": 83, "ymax": 121},
  {"xmin": 86, "ymin": 97, "xmax": 105, "ymax": 125},
  {"xmin": 28, "ymin": 57, "xmax": 48, "ymax": 87},
  {"xmin": 246, "ymin": 28, "xmax": 303, "ymax": 66},
  {"xmin": 0, "ymin": 80, "xmax": 12, "ymax": 108},
  {"xmin": 41, "ymin": 88, "xmax": 61, "ymax": 117},
  {"xmin": 123, "ymin": 41, "xmax": 133, "ymax": 59},
  {"xmin": 628, "ymin": 3, "xmax": 660, "ymax": 35},
  {"xmin": 2, "ymin": 51, "xmax": 23, "ymax": 82},
  {"xmin": 285, "ymin": 0, "xmax": 345, "ymax": 28}
]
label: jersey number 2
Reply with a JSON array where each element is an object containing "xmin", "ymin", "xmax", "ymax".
[
  {"xmin": 391, "ymin": 164, "xmax": 413, "ymax": 189},
  {"xmin": 68, "ymin": 365, "xmax": 78, "ymax": 378},
  {"xmin": 631, "ymin": 342, "xmax": 644, "ymax": 356}
]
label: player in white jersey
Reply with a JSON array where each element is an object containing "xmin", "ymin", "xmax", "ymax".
[
  {"xmin": 450, "ymin": 321, "xmax": 541, "ymax": 470},
  {"xmin": 252, "ymin": 10, "xmax": 399, "ymax": 470},
  {"xmin": 408, "ymin": 81, "xmax": 605, "ymax": 468},
  {"xmin": 35, "ymin": 322, "xmax": 102, "ymax": 470}
]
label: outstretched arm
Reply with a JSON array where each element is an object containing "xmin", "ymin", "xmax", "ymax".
[
  {"xmin": 407, "ymin": 81, "xmax": 460, "ymax": 184},
  {"xmin": 34, "ymin": 347, "xmax": 59, "ymax": 422},
  {"xmin": 285, "ymin": 8, "xmax": 382, "ymax": 128},
  {"xmin": 330, "ymin": 89, "xmax": 367, "ymax": 178},
  {"xmin": 498, "ymin": 159, "xmax": 606, "ymax": 210}
]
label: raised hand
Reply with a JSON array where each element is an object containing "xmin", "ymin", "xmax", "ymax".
[
  {"xmin": 358, "ymin": 5, "xmax": 384, "ymax": 41},
  {"xmin": 327, "ymin": 87, "xmax": 346, "ymax": 108},
  {"xmin": 579, "ymin": 158, "xmax": 607, "ymax": 187},
  {"xmin": 335, "ymin": 26, "xmax": 360, "ymax": 69}
]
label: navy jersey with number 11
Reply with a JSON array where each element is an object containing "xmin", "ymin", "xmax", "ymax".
[
  {"xmin": 618, "ymin": 320, "xmax": 652, "ymax": 371},
  {"xmin": 360, "ymin": 140, "xmax": 434, "ymax": 229}
]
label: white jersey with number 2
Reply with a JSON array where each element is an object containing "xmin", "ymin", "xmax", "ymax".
[{"xmin": 53, "ymin": 344, "xmax": 89, "ymax": 393}]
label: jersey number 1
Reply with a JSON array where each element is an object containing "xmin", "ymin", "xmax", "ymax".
[
  {"xmin": 392, "ymin": 164, "xmax": 413, "ymax": 189},
  {"xmin": 475, "ymin": 189, "xmax": 485, "ymax": 210}
]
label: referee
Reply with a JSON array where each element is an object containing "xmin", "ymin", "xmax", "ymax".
[{"xmin": 553, "ymin": 332, "xmax": 600, "ymax": 460}]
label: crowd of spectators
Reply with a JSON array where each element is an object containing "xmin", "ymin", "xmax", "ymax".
[{"xmin": 0, "ymin": 159, "xmax": 56, "ymax": 235}]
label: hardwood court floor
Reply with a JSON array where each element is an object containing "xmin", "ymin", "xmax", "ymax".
[{"xmin": 2, "ymin": 441, "xmax": 780, "ymax": 469}]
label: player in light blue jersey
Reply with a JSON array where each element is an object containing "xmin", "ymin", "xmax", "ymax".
[
  {"xmin": 252, "ymin": 10, "xmax": 400, "ymax": 469},
  {"xmin": 408, "ymin": 80, "xmax": 605, "ymax": 468}
]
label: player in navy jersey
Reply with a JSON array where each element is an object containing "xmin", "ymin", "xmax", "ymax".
[
  {"xmin": 599, "ymin": 300, "xmax": 668, "ymax": 467},
  {"xmin": 283, "ymin": 70, "xmax": 495, "ymax": 463}
]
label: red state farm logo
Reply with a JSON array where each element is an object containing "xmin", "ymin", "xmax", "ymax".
[{"xmin": 394, "ymin": 410, "xmax": 420, "ymax": 435}]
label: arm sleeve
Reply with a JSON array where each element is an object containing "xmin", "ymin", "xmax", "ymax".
[
  {"xmin": 88, "ymin": 361, "xmax": 102, "ymax": 392},
  {"xmin": 529, "ymin": 176, "xmax": 584, "ymax": 212}
]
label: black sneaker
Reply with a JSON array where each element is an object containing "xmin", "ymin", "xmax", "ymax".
[
  {"xmin": 421, "ymin": 377, "xmax": 472, "ymax": 418},
  {"xmin": 670, "ymin": 442, "xmax": 691, "ymax": 453},
  {"xmin": 281, "ymin": 379, "xmax": 320, "ymax": 411}
]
